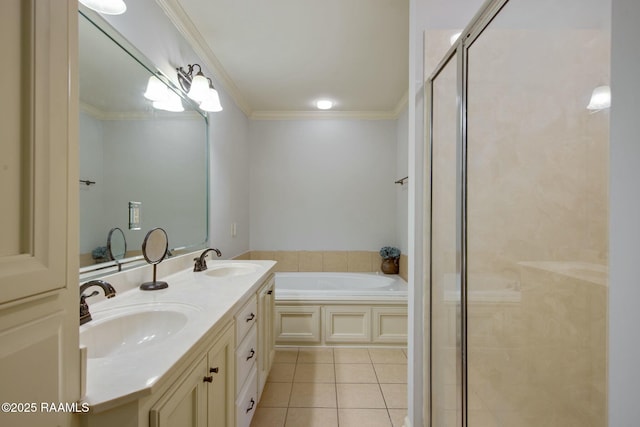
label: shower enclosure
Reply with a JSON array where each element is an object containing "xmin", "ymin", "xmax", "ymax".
[{"xmin": 427, "ymin": 0, "xmax": 610, "ymax": 425}]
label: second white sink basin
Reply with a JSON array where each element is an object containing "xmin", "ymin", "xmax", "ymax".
[
  {"xmin": 80, "ymin": 303, "xmax": 197, "ymax": 359},
  {"xmin": 205, "ymin": 263, "xmax": 259, "ymax": 278}
]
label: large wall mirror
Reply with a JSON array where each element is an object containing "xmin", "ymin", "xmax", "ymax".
[{"xmin": 79, "ymin": 9, "xmax": 208, "ymax": 279}]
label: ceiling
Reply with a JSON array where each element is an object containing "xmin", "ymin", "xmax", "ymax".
[{"xmin": 166, "ymin": 0, "xmax": 410, "ymax": 117}]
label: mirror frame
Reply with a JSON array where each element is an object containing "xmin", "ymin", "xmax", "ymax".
[{"xmin": 78, "ymin": 7, "xmax": 209, "ymax": 280}]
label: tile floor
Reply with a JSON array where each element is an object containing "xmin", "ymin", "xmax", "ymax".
[{"xmin": 250, "ymin": 347, "xmax": 407, "ymax": 427}]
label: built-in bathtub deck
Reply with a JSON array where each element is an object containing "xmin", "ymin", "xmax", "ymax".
[{"xmin": 274, "ymin": 272, "xmax": 408, "ymax": 347}]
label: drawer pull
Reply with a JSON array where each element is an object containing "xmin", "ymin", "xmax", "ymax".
[
  {"xmin": 246, "ymin": 313, "xmax": 255, "ymax": 322},
  {"xmin": 267, "ymin": 290, "xmax": 273, "ymax": 295},
  {"xmin": 203, "ymin": 376, "xmax": 213, "ymax": 383},
  {"xmin": 246, "ymin": 348, "xmax": 255, "ymax": 361},
  {"xmin": 246, "ymin": 398, "xmax": 255, "ymax": 413},
  {"xmin": 210, "ymin": 367, "xmax": 219, "ymax": 374}
]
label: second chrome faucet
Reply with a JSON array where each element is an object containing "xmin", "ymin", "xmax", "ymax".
[{"xmin": 193, "ymin": 248, "xmax": 222, "ymax": 272}]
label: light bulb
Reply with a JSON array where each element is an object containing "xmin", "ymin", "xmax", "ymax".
[
  {"xmin": 187, "ymin": 73, "xmax": 209, "ymax": 103},
  {"xmin": 79, "ymin": 0, "xmax": 126, "ymax": 15},
  {"xmin": 153, "ymin": 90, "xmax": 184, "ymax": 112},
  {"xmin": 143, "ymin": 76, "xmax": 168, "ymax": 102},
  {"xmin": 199, "ymin": 88, "xmax": 223, "ymax": 112}
]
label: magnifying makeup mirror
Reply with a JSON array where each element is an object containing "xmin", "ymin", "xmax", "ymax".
[
  {"xmin": 140, "ymin": 227, "xmax": 169, "ymax": 291},
  {"xmin": 107, "ymin": 227, "xmax": 127, "ymax": 261}
]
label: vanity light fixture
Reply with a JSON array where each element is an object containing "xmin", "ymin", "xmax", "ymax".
[
  {"xmin": 79, "ymin": 0, "xmax": 127, "ymax": 15},
  {"xmin": 316, "ymin": 99, "xmax": 333, "ymax": 110},
  {"xmin": 587, "ymin": 85, "xmax": 611, "ymax": 111},
  {"xmin": 176, "ymin": 64, "xmax": 224, "ymax": 112}
]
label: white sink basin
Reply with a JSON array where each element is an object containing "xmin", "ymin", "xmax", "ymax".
[
  {"xmin": 80, "ymin": 304, "xmax": 197, "ymax": 359},
  {"xmin": 205, "ymin": 263, "xmax": 259, "ymax": 278}
]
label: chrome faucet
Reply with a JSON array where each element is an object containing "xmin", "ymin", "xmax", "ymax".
[
  {"xmin": 193, "ymin": 248, "xmax": 222, "ymax": 272},
  {"xmin": 80, "ymin": 280, "xmax": 116, "ymax": 325}
]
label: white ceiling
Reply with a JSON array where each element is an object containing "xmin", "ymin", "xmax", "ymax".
[{"xmin": 169, "ymin": 0, "xmax": 410, "ymax": 116}]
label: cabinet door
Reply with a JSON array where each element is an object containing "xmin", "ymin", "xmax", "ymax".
[
  {"xmin": 207, "ymin": 325, "xmax": 235, "ymax": 427},
  {"xmin": 0, "ymin": 3, "xmax": 79, "ymax": 427},
  {"xmin": 257, "ymin": 277, "xmax": 275, "ymax": 397},
  {"xmin": 151, "ymin": 356, "xmax": 208, "ymax": 427},
  {"xmin": 0, "ymin": 0, "xmax": 74, "ymax": 303}
]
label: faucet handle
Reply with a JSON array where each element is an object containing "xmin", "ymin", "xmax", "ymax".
[{"xmin": 80, "ymin": 290, "xmax": 100, "ymax": 300}]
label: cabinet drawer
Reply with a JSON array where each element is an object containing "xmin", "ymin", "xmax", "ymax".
[
  {"xmin": 236, "ymin": 295, "xmax": 258, "ymax": 343},
  {"xmin": 236, "ymin": 324, "xmax": 258, "ymax": 390},
  {"xmin": 235, "ymin": 366, "xmax": 258, "ymax": 427}
]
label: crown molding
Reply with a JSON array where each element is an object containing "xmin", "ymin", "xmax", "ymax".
[
  {"xmin": 155, "ymin": 0, "xmax": 253, "ymax": 117},
  {"xmin": 250, "ymin": 110, "xmax": 402, "ymax": 121},
  {"xmin": 80, "ymin": 102, "xmax": 202, "ymax": 121},
  {"xmin": 393, "ymin": 90, "xmax": 409, "ymax": 117}
]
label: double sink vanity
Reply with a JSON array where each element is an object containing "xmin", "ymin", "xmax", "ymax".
[{"xmin": 79, "ymin": 253, "xmax": 276, "ymax": 427}]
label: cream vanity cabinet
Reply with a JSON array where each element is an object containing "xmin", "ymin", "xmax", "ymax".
[
  {"xmin": 151, "ymin": 323, "xmax": 235, "ymax": 427},
  {"xmin": 257, "ymin": 276, "xmax": 275, "ymax": 398},
  {"xmin": 234, "ymin": 274, "xmax": 276, "ymax": 427},
  {"xmin": 0, "ymin": 2, "xmax": 80, "ymax": 427}
]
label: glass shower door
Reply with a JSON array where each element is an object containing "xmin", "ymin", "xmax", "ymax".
[
  {"xmin": 429, "ymin": 52, "xmax": 462, "ymax": 427},
  {"xmin": 464, "ymin": 0, "xmax": 610, "ymax": 425}
]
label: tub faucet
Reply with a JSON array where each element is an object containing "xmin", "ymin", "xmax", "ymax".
[
  {"xmin": 194, "ymin": 248, "xmax": 222, "ymax": 272},
  {"xmin": 80, "ymin": 280, "xmax": 116, "ymax": 325}
]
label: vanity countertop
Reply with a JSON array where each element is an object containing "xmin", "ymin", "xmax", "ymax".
[{"xmin": 80, "ymin": 259, "xmax": 276, "ymax": 412}]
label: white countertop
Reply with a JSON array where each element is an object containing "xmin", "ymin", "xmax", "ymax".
[{"xmin": 80, "ymin": 259, "xmax": 276, "ymax": 412}]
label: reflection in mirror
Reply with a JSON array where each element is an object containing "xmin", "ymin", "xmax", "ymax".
[
  {"xmin": 107, "ymin": 227, "xmax": 126, "ymax": 261},
  {"xmin": 78, "ymin": 10, "xmax": 208, "ymax": 280},
  {"xmin": 140, "ymin": 228, "xmax": 169, "ymax": 291}
]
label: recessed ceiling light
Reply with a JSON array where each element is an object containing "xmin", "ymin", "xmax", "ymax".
[{"xmin": 316, "ymin": 100, "xmax": 333, "ymax": 110}]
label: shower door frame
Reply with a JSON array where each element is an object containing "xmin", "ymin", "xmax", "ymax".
[{"xmin": 426, "ymin": 0, "xmax": 511, "ymax": 425}]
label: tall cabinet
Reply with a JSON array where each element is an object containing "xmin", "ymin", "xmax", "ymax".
[{"xmin": 0, "ymin": 1, "xmax": 79, "ymax": 426}]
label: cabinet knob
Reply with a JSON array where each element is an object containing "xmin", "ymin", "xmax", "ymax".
[
  {"xmin": 246, "ymin": 398, "xmax": 255, "ymax": 413},
  {"xmin": 203, "ymin": 376, "xmax": 213, "ymax": 383},
  {"xmin": 246, "ymin": 312, "xmax": 255, "ymax": 322},
  {"xmin": 246, "ymin": 348, "xmax": 255, "ymax": 361},
  {"xmin": 210, "ymin": 367, "xmax": 219, "ymax": 374}
]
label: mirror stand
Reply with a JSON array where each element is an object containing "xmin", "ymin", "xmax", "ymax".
[
  {"xmin": 140, "ymin": 264, "xmax": 168, "ymax": 290},
  {"xmin": 140, "ymin": 228, "xmax": 169, "ymax": 291}
]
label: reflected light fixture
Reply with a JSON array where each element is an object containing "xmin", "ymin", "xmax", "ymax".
[
  {"xmin": 176, "ymin": 64, "xmax": 224, "ymax": 112},
  {"xmin": 79, "ymin": 0, "xmax": 127, "ymax": 15},
  {"xmin": 450, "ymin": 31, "xmax": 462, "ymax": 46},
  {"xmin": 316, "ymin": 100, "xmax": 333, "ymax": 110},
  {"xmin": 144, "ymin": 76, "xmax": 169, "ymax": 102},
  {"xmin": 587, "ymin": 85, "xmax": 611, "ymax": 111},
  {"xmin": 153, "ymin": 90, "xmax": 184, "ymax": 113}
]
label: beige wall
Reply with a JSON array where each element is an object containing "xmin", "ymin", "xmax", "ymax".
[
  {"xmin": 235, "ymin": 251, "xmax": 408, "ymax": 281},
  {"xmin": 427, "ymin": 26, "xmax": 609, "ymax": 425}
]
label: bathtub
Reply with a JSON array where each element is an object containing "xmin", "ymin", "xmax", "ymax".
[
  {"xmin": 275, "ymin": 272, "xmax": 408, "ymax": 300},
  {"xmin": 274, "ymin": 272, "xmax": 408, "ymax": 346}
]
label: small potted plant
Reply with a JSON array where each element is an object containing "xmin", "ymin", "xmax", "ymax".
[{"xmin": 379, "ymin": 246, "xmax": 401, "ymax": 274}]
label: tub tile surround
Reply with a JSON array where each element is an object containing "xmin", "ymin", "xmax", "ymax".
[
  {"xmin": 235, "ymin": 251, "xmax": 408, "ymax": 281},
  {"xmin": 77, "ymin": 251, "xmax": 277, "ymax": 411},
  {"xmin": 251, "ymin": 347, "xmax": 407, "ymax": 427}
]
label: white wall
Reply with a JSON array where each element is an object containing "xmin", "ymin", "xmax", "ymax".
[
  {"xmin": 610, "ymin": 0, "xmax": 640, "ymax": 424},
  {"xmin": 249, "ymin": 119, "xmax": 398, "ymax": 251},
  {"xmin": 102, "ymin": 0, "xmax": 251, "ymax": 259},
  {"xmin": 396, "ymin": 106, "xmax": 409, "ymax": 254},
  {"xmin": 79, "ymin": 111, "xmax": 105, "ymax": 254}
]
